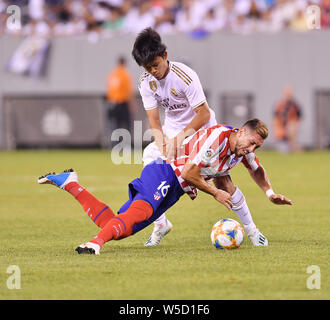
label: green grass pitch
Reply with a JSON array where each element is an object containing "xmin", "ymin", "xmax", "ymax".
[{"xmin": 0, "ymin": 150, "xmax": 329, "ymax": 300}]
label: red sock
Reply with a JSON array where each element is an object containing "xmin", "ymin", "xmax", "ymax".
[
  {"xmin": 64, "ymin": 182, "xmax": 115, "ymax": 228},
  {"xmin": 91, "ymin": 200, "xmax": 153, "ymax": 247}
]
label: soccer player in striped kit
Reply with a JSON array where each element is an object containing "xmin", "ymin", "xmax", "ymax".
[
  {"xmin": 132, "ymin": 27, "xmax": 217, "ymax": 246},
  {"xmin": 38, "ymin": 119, "xmax": 292, "ymax": 255}
]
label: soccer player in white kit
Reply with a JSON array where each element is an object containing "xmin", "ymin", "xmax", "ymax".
[{"xmin": 132, "ymin": 27, "xmax": 217, "ymax": 246}]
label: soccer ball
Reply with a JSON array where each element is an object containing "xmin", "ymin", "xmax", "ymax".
[{"xmin": 211, "ymin": 218, "xmax": 244, "ymax": 249}]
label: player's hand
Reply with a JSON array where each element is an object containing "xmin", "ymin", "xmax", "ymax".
[
  {"xmin": 214, "ymin": 189, "xmax": 233, "ymax": 211},
  {"xmin": 165, "ymin": 138, "xmax": 176, "ymax": 160},
  {"xmin": 166, "ymin": 135, "xmax": 185, "ymax": 160},
  {"xmin": 269, "ymin": 194, "xmax": 292, "ymax": 205},
  {"xmin": 161, "ymin": 142, "xmax": 167, "ymax": 157}
]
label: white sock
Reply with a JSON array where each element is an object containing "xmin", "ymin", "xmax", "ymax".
[
  {"xmin": 154, "ymin": 214, "xmax": 167, "ymax": 229},
  {"xmin": 231, "ymin": 187, "xmax": 256, "ymax": 234}
]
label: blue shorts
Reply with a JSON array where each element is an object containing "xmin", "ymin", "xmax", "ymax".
[{"xmin": 118, "ymin": 159, "xmax": 184, "ymax": 234}]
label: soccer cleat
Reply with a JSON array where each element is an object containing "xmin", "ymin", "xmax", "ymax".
[
  {"xmin": 247, "ymin": 229, "xmax": 268, "ymax": 246},
  {"xmin": 144, "ymin": 219, "xmax": 173, "ymax": 247},
  {"xmin": 75, "ymin": 242, "xmax": 100, "ymax": 255},
  {"xmin": 38, "ymin": 168, "xmax": 78, "ymax": 189}
]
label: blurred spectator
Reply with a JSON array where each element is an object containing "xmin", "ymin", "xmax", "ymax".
[
  {"xmin": 153, "ymin": 0, "xmax": 178, "ymax": 34},
  {"xmin": 320, "ymin": 0, "xmax": 330, "ymax": 28},
  {"xmin": 0, "ymin": 0, "xmax": 326, "ymax": 37},
  {"xmin": 247, "ymin": 0, "xmax": 264, "ymax": 19},
  {"xmin": 264, "ymin": 0, "xmax": 276, "ymax": 7},
  {"xmin": 273, "ymin": 85, "xmax": 303, "ymax": 153},
  {"xmin": 232, "ymin": 14, "xmax": 255, "ymax": 33},
  {"xmin": 122, "ymin": 0, "xmax": 156, "ymax": 34},
  {"xmin": 23, "ymin": 18, "xmax": 51, "ymax": 37},
  {"xmin": 106, "ymin": 56, "xmax": 136, "ymax": 139},
  {"xmin": 200, "ymin": 7, "xmax": 223, "ymax": 33},
  {"xmin": 51, "ymin": 2, "xmax": 87, "ymax": 37},
  {"xmin": 257, "ymin": 8, "xmax": 281, "ymax": 32},
  {"xmin": 217, "ymin": 0, "xmax": 237, "ymax": 31},
  {"xmin": 290, "ymin": 7, "xmax": 309, "ymax": 31},
  {"xmin": 272, "ymin": 0, "xmax": 307, "ymax": 29},
  {"xmin": 102, "ymin": 6, "xmax": 124, "ymax": 32},
  {"xmin": 28, "ymin": 0, "xmax": 46, "ymax": 20}
]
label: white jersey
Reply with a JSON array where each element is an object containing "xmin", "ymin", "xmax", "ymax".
[{"xmin": 138, "ymin": 61, "xmax": 217, "ymax": 139}]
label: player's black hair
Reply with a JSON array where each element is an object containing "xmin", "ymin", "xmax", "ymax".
[{"xmin": 132, "ymin": 27, "xmax": 167, "ymax": 66}]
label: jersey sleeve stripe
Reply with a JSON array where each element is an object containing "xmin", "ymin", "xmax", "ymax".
[
  {"xmin": 184, "ymin": 129, "xmax": 206, "ymax": 155},
  {"xmin": 210, "ymin": 132, "xmax": 231, "ymax": 159},
  {"xmin": 186, "ymin": 129, "xmax": 212, "ymax": 161},
  {"xmin": 144, "ymin": 105, "xmax": 158, "ymax": 110},
  {"xmin": 209, "ymin": 131, "xmax": 226, "ymax": 153},
  {"xmin": 184, "ymin": 130, "xmax": 203, "ymax": 154},
  {"xmin": 172, "ymin": 64, "xmax": 193, "ymax": 82},
  {"xmin": 171, "ymin": 69, "xmax": 191, "ymax": 86},
  {"xmin": 189, "ymin": 127, "xmax": 224, "ymax": 165},
  {"xmin": 218, "ymin": 155, "xmax": 230, "ymax": 172},
  {"xmin": 192, "ymin": 100, "xmax": 207, "ymax": 109},
  {"xmin": 139, "ymin": 72, "xmax": 149, "ymax": 83}
]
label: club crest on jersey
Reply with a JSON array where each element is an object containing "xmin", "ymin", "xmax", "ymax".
[
  {"xmin": 201, "ymin": 148, "xmax": 214, "ymax": 163},
  {"xmin": 229, "ymin": 157, "xmax": 239, "ymax": 168},
  {"xmin": 170, "ymin": 88, "xmax": 179, "ymax": 97},
  {"xmin": 204, "ymin": 149, "xmax": 214, "ymax": 158},
  {"xmin": 149, "ymin": 81, "xmax": 158, "ymax": 92},
  {"xmin": 153, "ymin": 191, "xmax": 161, "ymax": 201}
]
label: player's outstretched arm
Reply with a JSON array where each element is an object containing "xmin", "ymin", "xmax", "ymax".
[
  {"xmin": 248, "ymin": 165, "xmax": 292, "ymax": 206},
  {"xmin": 181, "ymin": 161, "xmax": 233, "ymax": 210}
]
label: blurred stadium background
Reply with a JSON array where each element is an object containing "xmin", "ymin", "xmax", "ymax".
[
  {"xmin": 0, "ymin": 0, "xmax": 330, "ymax": 151},
  {"xmin": 1, "ymin": 0, "xmax": 330, "ymax": 301}
]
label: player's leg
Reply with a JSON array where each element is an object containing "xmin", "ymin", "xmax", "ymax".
[
  {"xmin": 214, "ymin": 175, "xmax": 268, "ymax": 246},
  {"xmin": 142, "ymin": 142, "xmax": 172, "ymax": 246},
  {"xmin": 76, "ymin": 199, "xmax": 154, "ymax": 254},
  {"xmin": 144, "ymin": 214, "xmax": 173, "ymax": 247},
  {"xmin": 77, "ymin": 159, "xmax": 184, "ymax": 254},
  {"xmin": 38, "ymin": 169, "xmax": 115, "ymax": 228}
]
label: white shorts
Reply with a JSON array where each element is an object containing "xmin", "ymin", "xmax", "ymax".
[{"xmin": 142, "ymin": 141, "xmax": 163, "ymax": 166}]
